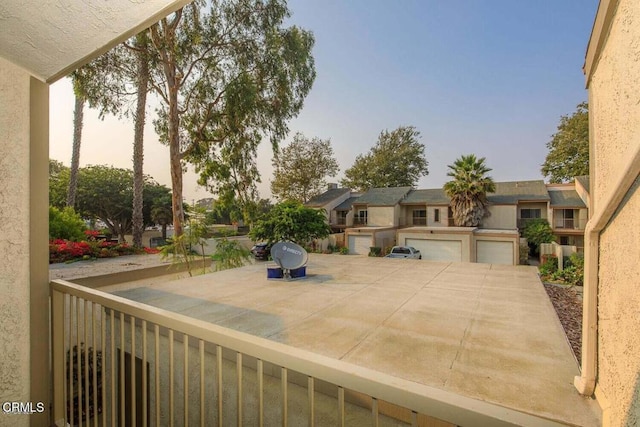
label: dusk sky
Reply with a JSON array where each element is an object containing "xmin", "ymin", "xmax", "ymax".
[{"xmin": 49, "ymin": 1, "xmax": 599, "ymax": 203}]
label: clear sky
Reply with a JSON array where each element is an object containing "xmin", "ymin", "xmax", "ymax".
[{"xmin": 49, "ymin": 1, "xmax": 599, "ymax": 203}]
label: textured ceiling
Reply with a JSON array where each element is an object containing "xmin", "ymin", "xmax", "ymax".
[{"xmin": 0, "ymin": 0, "xmax": 192, "ymax": 83}]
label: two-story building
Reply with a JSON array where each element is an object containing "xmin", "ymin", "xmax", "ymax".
[{"xmin": 316, "ymin": 177, "xmax": 589, "ymax": 264}]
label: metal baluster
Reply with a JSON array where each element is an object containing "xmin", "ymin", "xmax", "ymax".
[
  {"xmin": 92, "ymin": 303, "xmax": 98, "ymax": 427},
  {"xmin": 257, "ymin": 359, "xmax": 264, "ymax": 427},
  {"xmin": 155, "ymin": 324, "xmax": 160, "ymax": 427},
  {"xmin": 77, "ymin": 298, "xmax": 82, "ymax": 427},
  {"xmin": 199, "ymin": 340, "xmax": 205, "ymax": 427},
  {"xmin": 84, "ymin": 300, "xmax": 89, "ymax": 427},
  {"xmin": 131, "ymin": 316, "xmax": 136, "ymax": 427},
  {"xmin": 184, "ymin": 334, "xmax": 189, "ymax": 427},
  {"xmin": 101, "ymin": 306, "xmax": 106, "ymax": 427},
  {"xmin": 142, "ymin": 320, "xmax": 147, "ymax": 427},
  {"xmin": 281, "ymin": 367, "xmax": 288, "ymax": 427},
  {"xmin": 372, "ymin": 397, "xmax": 379, "ymax": 427},
  {"xmin": 216, "ymin": 345, "xmax": 222, "ymax": 426},
  {"xmin": 237, "ymin": 352, "xmax": 242, "ymax": 426},
  {"xmin": 308, "ymin": 377, "xmax": 315, "ymax": 427},
  {"xmin": 338, "ymin": 387, "xmax": 345, "ymax": 427},
  {"xmin": 120, "ymin": 312, "xmax": 125, "ymax": 427},
  {"xmin": 68, "ymin": 295, "xmax": 74, "ymax": 427},
  {"xmin": 110, "ymin": 310, "xmax": 116, "ymax": 427},
  {"xmin": 169, "ymin": 329, "xmax": 174, "ymax": 427}
]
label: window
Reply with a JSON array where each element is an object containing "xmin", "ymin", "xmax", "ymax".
[
  {"xmin": 520, "ymin": 208, "xmax": 541, "ymax": 219},
  {"xmin": 356, "ymin": 210, "xmax": 368, "ymax": 225},
  {"xmin": 434, "ymin": 208, "xmax": 441, "ymax": 223},
  {"xmin": 336, "ymin": 211, "xmax": 347, "ymax": 225},
  {"xmin": 412, "ymin": 209, "xmax": 427, "ymax": 226}
]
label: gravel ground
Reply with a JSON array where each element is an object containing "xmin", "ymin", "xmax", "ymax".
[{"xmin": 544, "ymin": 283, "xmax": 583, "ymax": 362}]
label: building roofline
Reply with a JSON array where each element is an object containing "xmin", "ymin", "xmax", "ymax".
[{"xmin": 583, "ymin": 0, "xmax": 619, "ymax": 87}]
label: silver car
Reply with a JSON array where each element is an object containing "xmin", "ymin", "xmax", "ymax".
[{"xmin": 385, "ymin": 246, "xmax": 422, "ymax": 259}]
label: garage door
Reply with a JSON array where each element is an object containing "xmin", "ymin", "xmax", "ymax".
[
  {"xmin": 406, "ymin": 239, "xmax": 462, "ymax": 262},
  {"xmin": 476, "ymin": 241, "xmax": 514, "ymax": 265},
  {"xmin": 349, "ymin": 235, "xmax": 372, "ymax": 255}
]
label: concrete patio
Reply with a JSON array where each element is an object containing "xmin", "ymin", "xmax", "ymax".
[{"xmin": 99, "ymin": 254, "xmax": 601, "ymax": 426}]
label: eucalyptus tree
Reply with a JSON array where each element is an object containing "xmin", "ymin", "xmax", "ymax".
[
  {"xmin": 149, "ymin": 0, "xmax": 316, "ymax": 237},
  {"xmin": 270, "ymin": 133, "xmax": 339, "ymax": 203},
  {"xmin": 340, "ymin": 126, "xmax": 428, "ymax": 192},
  {"xmin": 443, "ymin": 154, "xmax": 496, "ymax": 227}
]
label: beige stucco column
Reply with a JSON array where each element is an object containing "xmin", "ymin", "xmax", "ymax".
[{"xmin": 0, "ymin": 57, "xmax": 49, "ymax": 427}]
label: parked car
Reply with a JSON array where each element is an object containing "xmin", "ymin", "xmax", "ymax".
[
  {"xmin": 385, "ymin": 246, "xmax": 422, "ymax": 259},
  {"xmin": 251, "ymin": 243, "xmax": 272, "ymax": 260}
]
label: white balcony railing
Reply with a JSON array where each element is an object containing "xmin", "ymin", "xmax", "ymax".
[{"xmin": 51, "ymin": 279, "xmax": 562, "ymax": 427}]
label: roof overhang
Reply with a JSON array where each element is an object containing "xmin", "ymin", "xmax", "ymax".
[{"xmin": 0, "ymin": 0, "xmax": 193, "ymax": 83}]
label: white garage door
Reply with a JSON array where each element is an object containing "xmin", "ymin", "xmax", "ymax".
[
  {"xmin": 476, "ymin": 241, "xmax": 514, "ymax": 265},
  {"xmin": 406, "ymin": 239, "xmax": 462, "ymax": 262},
  {"xmin": 349, "ymin": 235, "xmax": 372, "ymax": 255}
]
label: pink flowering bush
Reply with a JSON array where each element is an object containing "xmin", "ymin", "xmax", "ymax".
[{"xmin": 49, "ymin": 236, "xmax": 149, "ymax": 263}]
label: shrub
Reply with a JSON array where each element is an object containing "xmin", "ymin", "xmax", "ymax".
[
  {"xmin": 49, "ymin": 206, "xmax": 86, "ymax": 241},
  {"xmin": 539, "ymin": 254, "xmax": 558, "ymax": 277},
  {"xmin": 523, "ymin": 219, "xmax": 554, "ymax": 255},
  {"xmin": 211, "ymin": 237, "xmax": 251, "ymax": 271},
  {"xmin": 556, "ymin": 265, "xmax": 583, "ymax": 287},
  {"xmin": 339, "ymin": 247, "xmax": 349, "ymax": 255},
  {"xmin": 368, "ymin": 247, "xmax": 382, "ymax": 257},
  {"xmin": 519, "ymin": 244, "xmax": 530, "ymax": 265}
]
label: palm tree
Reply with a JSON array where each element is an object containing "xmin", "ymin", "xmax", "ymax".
[
  {"xmin": 66, "ymin": 92, "xmax": 85, "ymax": 208},
  {"xmin": 131, "ymin": 33, "xmax": 151, "ymax": 248},
  {"xmin": 151, "ymin": 204, "xmax": 172, "ymax": 240},
  {"xmin": 443, "ymin": 154, "xmax": 496, "ymax": 227}
]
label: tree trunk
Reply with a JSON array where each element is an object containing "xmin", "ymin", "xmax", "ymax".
[
  {"xmin": 132, "ymin": 38, "xmax": 149, "ymax": 248},
  {"xmin": 161, "ymin": 224, "xmax": 167, "ymax": 240},
  {"xmin": 152, "ymin": 14, "xmax": 185, "ymax": 238},
  {"xmin": 67, "ymin": 94, "xmax": 85, "ymax": 207}
]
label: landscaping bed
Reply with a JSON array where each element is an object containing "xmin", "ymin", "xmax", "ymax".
[{"xmin": 544, "ymin": 283, "xmax": 582, "ymax": 362}]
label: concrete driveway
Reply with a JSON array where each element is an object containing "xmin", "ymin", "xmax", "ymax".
[{"xmin": 104, "ymin": 254, "xmax": 601, "ymax": 426}]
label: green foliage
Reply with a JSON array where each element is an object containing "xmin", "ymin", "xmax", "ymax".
[
  {"xmin": 443, "ymin": 154, "xmax": 495, "ymax": 227},
  {"xmin": 541, "ymin": 102, "xmax": 589, "ymax": 183},
  {"xmin": 519, "ymin": 243, "xmax": 530, "ymax": 265},
  {"xmin": 72, "ymin": 165, "xmax": 171, "ymax": 242},
  {"xmin": 551, "ymin": 266, "xmax": 583, "ymax": 287},
  {"xmin": 49, "ymin": 160, "xmax": 70, "ymax": 209},
  {"xmin": 146, "ymin": 0, "xmax": 316, "ymax": 235},
  {"xmin": 368, "ymin": 247, "xmax": 382, "ymax": 257},
  {"xmin": 339, "ymin": 247, "xmax": 349, "ymax": 255},
  {"xmin": 539, "ymin": 255, "xmax": 559, "ymax": 277},
  {"xmin": 249, "ymin": 201, "xmax": 331, "ymax": 245},
  {"xmin": 340, "ymin": 126, "xmax": 428, "ymax": 191},
  {"xmin": 211, "ymin": 236, "xmax": 252, "ymax": 271},
  {"xmin": 523, "ymin": 218, "xmax": 555, "ymax": 254},
  {"xmin": 49, "ymin": 206, "xmax": 87, "ymax": 241},
  {"xmin": 160, "ymin": 206, "xmax": 211, "ymax": 276},
  {"xmin": 271, "ymin": 133, "xmax": 340, "ymax": 203}
]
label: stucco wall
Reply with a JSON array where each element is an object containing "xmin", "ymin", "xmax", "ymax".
[
  {"xmin": 482, "ymin": 205, "xmax": 517, "ymax": 229},
  {"xmin": 367, "ymin": 206, "xmax": 396, "ymax": 227},
  {"xmin": 427, "ymin": 206, "xmax": 448, "ymax": 227},
  {"xmin": 518, "ymin": 202, "xmax": 548, "ymax": 219},
  {"xmin": 589, "ymin": 0, "xmax": 640, "ymax": 423},
  {"xmin": 0, "ymin": 58, "xmax": 31, "ymax": 427}
]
